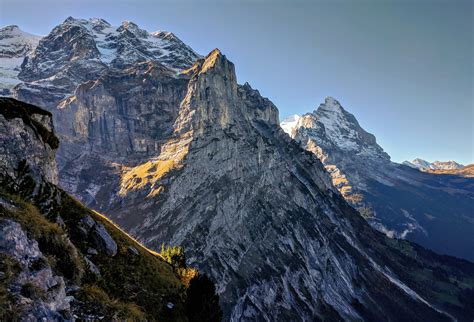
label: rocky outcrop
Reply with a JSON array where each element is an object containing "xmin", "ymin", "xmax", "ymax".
[
  {"xmin": 0, "ymin": 97, "xmax": 58, "ymax": 185},
  {"xmin": 78, "ymin": 215, "xmax": 117, "ymax": 256},
  {"xmin": 288, "ymin": 98, "xmax": 474, "ymax": 261},
  {"xmin": 0, "ymin": 219, "xmax": 70, "ymax": 320}
]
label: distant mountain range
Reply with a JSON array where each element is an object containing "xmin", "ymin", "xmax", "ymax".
[
  {"xmin": 425, "ymin": 164, "xmax": 474, "ymax": 177},
  {"xmin": 2, "ymin": 17, "xmax": 474, "ymax": 321},
  {"xmin": 403, "ymin": 158, "xmax": 465, "ymax": 171}
]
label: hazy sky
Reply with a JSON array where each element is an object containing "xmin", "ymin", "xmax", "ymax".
[{"xmin": 1, "ymin": 0, "xmax": 473, "ymax": 164}]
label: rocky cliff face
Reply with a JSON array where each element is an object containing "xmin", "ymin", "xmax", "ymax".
[
  {"xmin": 288, "ymin": 99, "xmax": 474, "ymax": 262},
  {"xmin": 45, "ymin": 47, "xmax": 474, "ymax": 320},
  {"xmin": 0, "ymin": 98, "xmax": 220, "ymax": 321}
]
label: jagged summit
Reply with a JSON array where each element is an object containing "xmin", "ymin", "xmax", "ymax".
[
  {"xmin": 12, "ymin": 16, "xmax": 201, "ymax": 107},
  {"xmin": 0, "ymin": 24, "xmax": 41, "ymax": 58},
  {"xmin": 199, "ymin": 48, "xmax": 224, "ymax": 74},
  {"xmin": 320, "ymin": 96, "xmax": 342, "ymax": 109},
  {"xmin": 300, "ymin": 97, "xmax": 390, "ymax": 160}
]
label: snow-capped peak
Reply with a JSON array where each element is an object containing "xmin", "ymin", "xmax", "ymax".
[
  {"xmin": 294, "ymin": 97, "xmax": 390, "ymax": 161},
  {"xmin": 323, "ymin": 96, "xmax": 341, "ymax": 107},
  {"xmin": 0, "ymin": 24, "xmax": 41, "ymax": 95},
  {"xmin": 0, "ymin": 25, "xmax": 41, "ymax": 57},
  {"xmin": 42, "ymin": 17, "xmax": 201, "ymax": 70},
  {"xmin": 280, "ymin": 114, "xmax": 300, "ymax": 135}
]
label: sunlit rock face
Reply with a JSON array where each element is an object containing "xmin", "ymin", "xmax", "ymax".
[
  {"xmin": 6, "ymin": 18, "xmax": 474, "ymax": 321},
  {"xmin": 288, "ymin": 99, "xmax": 474, "ymax": 262},
  {"xmin": 54, "ymin": 60, "xmax": 190, "ymax": 208},
  {"xmin": 291, "ymin": 97, "xmax": 391, "ymax": 205}
]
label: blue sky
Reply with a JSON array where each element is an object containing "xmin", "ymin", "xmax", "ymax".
[{"xmin": 1, "ymin": 0, "xmax": 472, "ymax": 164}]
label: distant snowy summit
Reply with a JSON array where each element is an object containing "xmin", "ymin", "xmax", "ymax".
[
  {"xmin": 0, "ymin": 25, "xmax": 41, "ymax": 95},
  {"xmin": 281, "ymin": 96, "xmax": 390, "ymax": 162},
  {"xmin": 280, "ymin": 114, "xmax": 300, "ymax": 135},
  {"xmin": 403, "ymin": 158, "xmax": 464, "ymax": 170}
]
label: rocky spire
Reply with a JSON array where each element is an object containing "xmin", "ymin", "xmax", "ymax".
[{"xmin": 175, "ymin": 49, "xmax": 278, "ymax": 136}]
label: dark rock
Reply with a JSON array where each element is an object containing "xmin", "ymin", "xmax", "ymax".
[
  {"xmin": 84, "ymin": 257, "xmax": 101, "ymax": 277},
  {"xmin": 86, "ymin": 248, "xmax": 98, "ymax": 256},
  {"xmin": 0, "ymin": 219, "xmax": 70, "ymax": 319},
  {"xmin": 91, "ymin": 223, "xmax": 117, "ymax": 256}
]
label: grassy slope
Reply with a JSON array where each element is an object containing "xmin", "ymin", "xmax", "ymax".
[{"xmin": 0, "ymin": 183, "xmax": 188, "ymax": 321}]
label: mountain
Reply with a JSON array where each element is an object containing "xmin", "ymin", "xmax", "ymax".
[
  {"xmin": 0, "ymin": 25, "xmax": 41, "ymax": 96},
  {"xmin": 286, "ymin": 98, "xmax": 474, "ymax": 262},
  {"xmin": 431, "ymin": 161, "xmax": 465, "ymax": 170},
  {"xmin": 5, "ymin": 18, "xmax": 474, "ymax": 320},
  {"xmin": 13, "ymin": 17, "xmax": 200, "ymax": 108},
  {"xmin": 280, "ymin": 114, "xmax": 300, "ymax": 136},
  {"xmin": 0, "ymin": 97, "xmax": 221, "ymax": 320},
  {"xmin": 403, "ymin": 159, "xmax": 465, "ymax": 171},
  {"xmin": 426, "ymin": 164, "xmax": 474, "ymax": 177}
]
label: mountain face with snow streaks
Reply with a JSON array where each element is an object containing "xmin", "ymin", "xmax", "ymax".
[{"xmin": 13, "ymin": 17, "xmax": 200, "ymax": 108}]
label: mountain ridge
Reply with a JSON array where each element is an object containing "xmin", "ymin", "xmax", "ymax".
[
  {"xmin": 403, "ymin": 158, "xmax": 465, "ymax": 171},
  {"xmin": 10, "ymin": 17, "xmax": 199, "ymax": 108},
  {"xmin": 286, "ymin": 97, "xmax": 474, "ymax": 261}
]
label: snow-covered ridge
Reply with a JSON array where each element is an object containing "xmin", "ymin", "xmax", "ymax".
[
  {"xmin": 43, "ymin": 17, "xmax": 200, "ymax": 71},
  {"xmin": 0, "ymin": 25, "xmax": 41, "ymax": 95},
  {"xmin": 403, "ymin": 158, "xmax": 464, "ymax": 170},
  {"xmin": 10, "ymin": 17, "xmax": 202, "ymax": 106}
]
